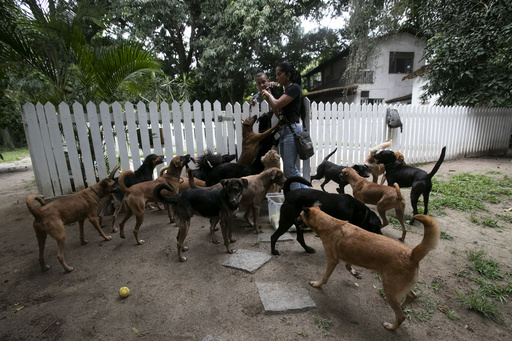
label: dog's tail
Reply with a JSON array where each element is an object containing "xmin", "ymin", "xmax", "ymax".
[
  {"xmin": 427, "ymin": 146, "xmax": 446, "ymax": 180},
  {"xmin": 411, "ymin": 215, "xmax": 440, "ymax": 262},
  {"xmin": 370, "ymin": 140, "xmax": 392, "ymax": 155},
  {"xmin": 283, "ymin": 176, "xmax": 311, "ymax": 195},
  {"xmin": 26, "ymin": 194, "xmax": 46, "ymax": 219},
  {"xmin": 153, "ymin": 183, "xmax": 178, "ymax": 204},
  {"xmin": 323, "ymin": 148, "xmax": 337, "ymax": 161},
  {"xmin": 118, "ymin": 169, "xmax": 135, "ymax": 193},
  {"xmin": 393, "ymin": 183, "xmax": 404, "ymax": 201},
  {"xmin": 159, "ymin": 166, "xmax": 169, "ymax": 177}
]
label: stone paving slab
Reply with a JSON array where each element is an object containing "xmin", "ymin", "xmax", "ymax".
[
  {"xmin": 256, "ymin": 282, "xmax": 316, "ymax": 315},
  {"xmin": 257, "ymin": 231, "xmax": 294, "ymax": 243},
  {"xmin": 222, "ymin": 249, "xmax": 272, "ymax": 273}
]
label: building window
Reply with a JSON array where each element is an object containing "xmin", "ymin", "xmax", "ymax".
[
  {"xmin": 389, "ymin": 52, "xmax": 414, "ymax": 74},
  {"xmin": 360, "ymin": 98, "xmax": 383, "ymax": 105},
  {"xmin": 309, "ymin": 71, "xmax": 322, "ymax": 89}
]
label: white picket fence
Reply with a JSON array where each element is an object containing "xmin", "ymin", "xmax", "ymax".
[{"xmin": 22, "ymin": 100, "xmax": 512, "ymax": 198}]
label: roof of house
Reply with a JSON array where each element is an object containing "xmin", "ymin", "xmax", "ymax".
[
  {"xmin": 402, "ymin": 65, "xmax": 429, "ymax": 80},
  {"xmin": 385, "ymin": 94, "xmax": 412, "ymax": 104}
]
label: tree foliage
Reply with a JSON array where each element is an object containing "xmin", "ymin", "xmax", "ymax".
[
  {"xmin": 419, "ymin": 0, "xmax": 512, "ymax": 107},
  {"xmin": 345, "ymin": 0, "xmax": 512, "ymax": 107}
]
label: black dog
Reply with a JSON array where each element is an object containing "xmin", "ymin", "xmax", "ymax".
[
  {"xmin": 373, "ymin": 146, "xmax": 446, "ymax": 225},
  {"xmin": 310, "ymin": 148, "xmax": 370, "ymax": 193},
  {"xmin": 270, "ymin": 176, "xmax": 382, "ymax": 256},
  {"xmin": 153, "ymin": 178, "xmax": 248, "ymax": 262},
  {"xmin": 99, "ymin": 154, "xmax": 164, "ymax": 231},
  {"xmin": 193, "ymin": 150, "xmax": 236, "ymax": 180},
  {"xmin": 198, "ymin": 155, "xmax": 256, "ymax": 186}
]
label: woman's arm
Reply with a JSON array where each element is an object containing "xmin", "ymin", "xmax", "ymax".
[{"xmin": 262, "ymin": 89, "xmax": 294, "ymax": 115}]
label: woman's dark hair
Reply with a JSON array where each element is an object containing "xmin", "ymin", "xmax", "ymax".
[{"xmin": 277, "ymin": 61, "xmax": 301, "ymax": 87}]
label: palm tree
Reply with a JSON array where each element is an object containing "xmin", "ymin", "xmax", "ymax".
[{"xmin": 0, "ymin": 0, "xmax": 161, "ymax": 104}]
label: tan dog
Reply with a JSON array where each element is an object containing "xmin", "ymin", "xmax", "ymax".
[
  {"xmin": 237, "ymin": 115, "xmax": 279, "ymax": 166},
  {"xmin": 364, "ymin": 140, "xmax": 392, "ymax": 183},
  {"xmin": 341, "ymin": 167, "xmax": 407, "ymax": 241},
  {"xmin": 261, "ymin": 146, "xmax": 281, "ymax": 193},
  {"xmin": 26, "ymin": 166, "xmax": 118, "ymax": 273},
  {"xmin": 299, "ymin": 205, "xmax": 440, "ymax": 331},
  {"xmin": 206, "ymin": 167, "xmax": 286, "ymax": 235},
  {"xmin": 238, "ymin": 167, "xmax": 286, "ymax": 233},
  {"xmin": 118, "ymin": 155, "xmax": 191, "ymax": 244}
]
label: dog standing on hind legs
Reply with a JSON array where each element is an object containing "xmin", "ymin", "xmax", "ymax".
[
  {"xmin": 26, "ymin": 166, "xmax": 118, "ymax": 273},
  {"xmin": 300, "ymin": 205, "xmax": 440, "ymax": 330}
]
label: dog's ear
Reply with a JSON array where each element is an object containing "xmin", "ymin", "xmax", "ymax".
[{"xmin": 241, "ymin": 178, "xmax": 249, "ymax": 189}]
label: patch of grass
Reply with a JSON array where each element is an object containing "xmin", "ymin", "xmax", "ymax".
[
  {"xmin": 430, "ymin": 173, "xmax": 512, "ymax": 214},
  {"xmin": 297, "ymin": 331, "xmax": 309, "ymax": 338},
  {"xmin": 404, "ymin": 308, "xmax": 433, "ymax": 322},
  {"xmin": 313, "ymin": 314, "xmax": 332, "ymax": 336},
  {"xmin": 455, "ymin": 249, "xmax": 511, "ymax": 323},
  {"xmin": 466, "ymin": 250, "xmax": 504, "ymax": 280},
  {"xmin": 431, "ymin": 281, "xmax": 441, "ymax": 291},
  {"xmin": 455, "ymin": 290, "xmax": 502, "ymax": 322},
  {"xmin": 482, "ymin": 217, "xmax": 501, "ymax": 228},
  {"xmin": 438, "ymin": 305, "xmax": 460, "ymax": 321},
  {"xmin": 470, "ymin": 215, "xmax": 479, "ymax": 224},
  {"xmin": 440, "ymin": 231, "xmax": 454, "ymax": 240},
  {"xmin": 496, "ymin": 213, "xmax": 512, "ymax": 224},
  {"xmin": 0, "ymin": 147, "xmax": 30, "ymax": 163}
]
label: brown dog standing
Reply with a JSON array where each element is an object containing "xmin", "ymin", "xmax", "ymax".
[
  {"xmin": 300, "ymin": 206, "xmax": 439, "ymax": 331},
  {"xmin": 237, "ymin": 115, "xmax": 279, "ymax": 166},
  {"xmin": 26, "ymin": 167, "xmax": 118, "ymax": 273},
  {"xmin": 118, "ymin": 155, "xmax": 191, "ymax": 244},
  {"xmin": 261, "ymin": 147, "xmax": 281, "ymax": 193},
  {"xmin": 341, "ymin": 167, "xmax": 407, "ymax": 241},
  {"xmin": 237, "ymin": 167, "xmax": 286, "ymax": 233}
]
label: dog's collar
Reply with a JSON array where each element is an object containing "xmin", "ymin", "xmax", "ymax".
[
  {"xmin": 167, "ymin": 172, "xmax": 181, "ymax": 179},
  {"xmin": 90, "ymin": 187, "xmax": 101, "ymax": 198}
]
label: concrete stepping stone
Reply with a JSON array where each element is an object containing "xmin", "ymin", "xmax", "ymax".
[
  {"xmin": 257, "ymin": 231, "xmax": 294, "ymax": 243},
  {"xmin": 256, "ymin": 282, "xmax": 316, "ymax": 315},
  {"xmin": 222, "ymin": 249, "xmax": 272, "ymax": 273}
]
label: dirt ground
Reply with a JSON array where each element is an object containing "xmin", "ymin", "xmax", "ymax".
[{"xmin": 1, "ymin": 151, "xmax": 512, "ymax": 341}]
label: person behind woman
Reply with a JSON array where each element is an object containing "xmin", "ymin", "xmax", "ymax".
[{"xmin": 261, "ymin": 61, "xmax": 309, "ymax": 190}]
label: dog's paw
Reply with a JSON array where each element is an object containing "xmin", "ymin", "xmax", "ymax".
[
  {"xmin": 230, "ymin": 238, "xmax": 236, "ymax": 243},
  {"xmin": 309, "ymin": 281, "xmax": 323, "ymax": 288},
  {"xmin": 271, "ymin": 249, "xmax": 281, "ymax": 256},
  {"xmin": 120, "ymin": 233, "xmax": 125, "ymax": 239},
  {"xmin": 228, "ymin": 248, "xmax": 236, "ymax": 254},
  {"xmin": 382, "ymin": 322, "xmax": 397, "ymax": 331},
  {"xmin": 182, "ymin": 246, "xmax": 189, "ymax": 252},
  {"xmin": 80, "ymin": 239, "xmax": 88, "ymax": 245},
  {"xmin": 137, "ymin": 239, "xmax": 145, "ymax": 245},
  {"xmin": 179, "ymin": 256, "xmax": 187, "ymax": 262},
  {"xmin": 212, "ymin": 239, "xmax": 220, "ymax": 244},
  {"xmin": 64, "ymin": 267, "xmax": 74, "ymax": 273},
  {"xmin": 306, "ymin": 247, "xmax": 316, "ymax": 254},
  {"xmin": 42, "ymin": 265, "xmax": 51, "ymax": 272},
  {"xmin": 106, "ymin": 235, "xmax": 113, "ymax": 241},
  {"xmin": 111, "ymin": 227, "xmax": 118, "ymax": 233}
]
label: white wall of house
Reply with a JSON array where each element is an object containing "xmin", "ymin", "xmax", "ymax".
[{"xmin": 355, "ymin": 32, "xmax": 426, "ymax": 104}]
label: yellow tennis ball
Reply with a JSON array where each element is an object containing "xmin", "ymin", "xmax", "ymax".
[{"xmin": 119, "ymin": 287, "xmax": 130, "ymax": 298}]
